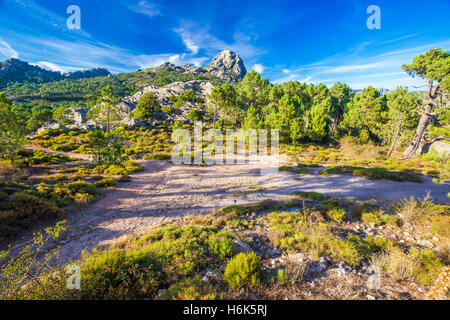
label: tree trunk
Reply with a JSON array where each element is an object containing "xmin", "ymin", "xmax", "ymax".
[
  {"xmin": 403, "ymin": 81, "xmax": 440, "ymax": 158},
  {"xmin": 403, "ymin": 104, "xmax": 432, "ymax": 158},
  {"xmin": 387, "ymin": 119, "xmax": 402, "ymax": 157}
]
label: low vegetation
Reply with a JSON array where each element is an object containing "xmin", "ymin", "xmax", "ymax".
[{"xmin": 2, "ymin": 194, "xmax": 447, "ymax": 300}]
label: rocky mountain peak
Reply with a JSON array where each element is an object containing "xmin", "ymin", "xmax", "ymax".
[{"xmin": 206, "ymin": 49, "xmax": 247, "ymax": 82}]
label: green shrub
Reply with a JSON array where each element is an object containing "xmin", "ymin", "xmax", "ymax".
[
  {"xmin": 410, "ymin": 248, "xmax": 444, "ymax": 285},
  {"xmin": 144, "ymin": 152, "xmax": 172, "ymax": 160},
  {"xmin": 322, "ymin": 199, "xmax": 341, "ymax": 210},
  {"xmin": 291, "ymin": 191, "xmax": 327, "ymax": 201},
  {"xmin": 79, "ymin": 248, "xmax": 161, "ymax": 299},
  {"xmin": 362, "ymin": 212, "xmax": 382, "ymax": 225},
  {"xmin": 161, "ymin": 105, "xmax": 174, "ymax": 115},
  {"xmin": 274, "ymin": 268, "xmax": 289, "ymax": 284},
  {"xmin": 162, "ymin": 276, "xmax": 218, "ymax": 300},
  {"xmin": 326, "ymin": 208, "xmax": 346, "ymax": 222},
  {"xmin": 362, "ymin": 211, "xmax": 400, "ymax": 226},
  {"xmin": 365, "ymin": 236, "xmax": 396, "ymax": 251},
  {"xmin": 207, "ymin": 236, "xmax": 234, "ymax": 261},
  {"xmin": 380, "ymin": 214, "xmax": 400, "ymax": 226},
  {"xmin": 279, "ymin": 166, "xmax": 312, "ymax": 174},
  {"xmin": 226, "ymin": 218, "xmax": 254, "ymax": 230},
  {"xmin": 220, "ymin": 205, "xmax": 252, "ymax": 216},
  {"xmin": 103, "ymin": 164, "xmax": 126, "ymax": 175},
  {"xmin": 223, "ymin": 252, "xmax": 263, "ymax": 290},
  {"xmin": 429, "ymin": 216, "xmax": 450, "ymax": 238},
  {"xmin": 7, "ymin": 192, "xmax": 62, "ymax": 221},
  {"xmin": 0, "ymin": 191, "xmax": 8, "ymax": 201},
  {"xmin": 67, "ymin": 180, "xmax": 96, "ymax": 196},
  {"xmin": 187, "ymin": 109, "xmax": 203, "ymax": 121},
  {"xmin": 94, "ymin": 177, "xmax": 116, "ymax": 188},
  {"xmin": 318, "ymin": 165, "xmax": 422, "ymax": 183},
  {"xmin": 123, "ymin": 160, "xmax": 144, "ymax": 174}
]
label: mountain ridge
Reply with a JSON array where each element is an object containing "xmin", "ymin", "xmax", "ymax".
[{"xmin": 0, "ymin": 58, "xmax": 111, "ymax": 85}]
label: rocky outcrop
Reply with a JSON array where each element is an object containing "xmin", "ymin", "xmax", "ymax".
[
  {"xmin": 117, "ymin": 80, "xmax": 213, "ymax": 117},
  {"xmin": 64, "ymin": 68, "xmax": 111, "ymax": 79},
  {"xmin": 141, "ymin": 49, "xmax": 247, "ymax": 83},
  {"xmin": 205, "ymin": 49, "xmax": 247, "ymax": 82},
  {"xmin": 121, "ymin": 117, "xmax": 146, "ymax": 129},
  {"xmin": 70, "ymin": 108, "xmax": 88, "ymax": 125}
]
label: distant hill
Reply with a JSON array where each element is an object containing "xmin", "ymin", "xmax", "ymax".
[{"xmin": 0, "ymin": 58, "xmax": 111, "ymax": 86}]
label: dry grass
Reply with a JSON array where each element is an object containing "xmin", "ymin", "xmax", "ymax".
[
  {"xmin": 370, "ymin": 248, "xmax": 419, "ymax": 282},
  {"xmin": 284, "ymin": 260, "xmax": 306, "ymax": 285}
]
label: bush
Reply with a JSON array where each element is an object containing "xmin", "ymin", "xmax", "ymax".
[
  {"xmin": 79, "ymin": 248, "xmax": 161, "ymax": 299},
  {"xmin": 279, "ymin": 166, "xmax": 312, "ymax": 174},
  {"xmin": 291, "ymin": 191, "xmax": 327, "ymax": 201},
  {"xmin": 0, "ymin": 191, "xmax": 8, "ymax": 201},
  {"xmin": 322, "ymin": 199, "xmax": 341, "ymax": 210},
  {"xmin": 207, "ymin": 235, "xmax": 234, "ymax": 261},
  {"xmin": 102, "ymin": 161, "xmax": 143, "ymax": 176},
  {"xmin": 220, "ymin": 205, "xmax": 252, "ymax": 216},
  {"xmin": 103, "ymin": 164, "xmax": 126, "ymax": 175},
  {"xmin": 123, "ymin": 160, "xmax": 144, "ymax": 174},
  {"xmin": 67, "ymin": 180, "xmax": 96, "ymax": 196},
  {"xmin": 223, "ymin": 252, "xmax": 263, "ymax": 290},
  {"xmin": 187, "ymin": 109, "xmax": 203, "ymax": 121},
  {"xmin": 94, "ymin": 177, "xmax": 116, "ymax": 188},
  {"xmin": 162, "ymin": 276, "xmax": 218, "ymax": 300},
  {"xmin": 362, "ymin": 211, "xmax": 400, "ymax": 226},
  {"xmin": 144, "ymin": 152, "xmax": 172, "ymax": 160},
  {"xmin": 326, "ymin": 208, "xmax": 346, "ymax": 222},
  {"xmin": 371, "ymin": 247, "xmax": 444, "ymax": 285},
  {"xmin": 7, "ymin": 192, "xmax": 62, "ymax": 221},
  {"xmin": 318, "ymin": 165, "xmax": 422, "ymax": 183},
  {"xmin": 362, "ymin": 212, "xmax": 382, "ymax": 225}
]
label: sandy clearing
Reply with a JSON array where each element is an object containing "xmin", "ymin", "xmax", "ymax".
[{"xmin": 6, "ymin": 152, "xmax": 449, "ymax": 264}]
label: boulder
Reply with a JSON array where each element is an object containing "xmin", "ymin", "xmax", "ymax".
[
  {"xmin": 232, "ymin": 239, "xmax": 251, "ymax": 253},
  {"xmin": 426, "ymin": 140, "xmax": 450, "ymax": 156},
  {"xmin": 121, "ymin": 117, "xmax": 146, "ymax": 129},
  {"xmin": 36, "ymin": 122, "xmax": 68, "ymax": 134},
  {"xmin": 71, "ymin": 108, "xmax": 88, "ymax": 124}
]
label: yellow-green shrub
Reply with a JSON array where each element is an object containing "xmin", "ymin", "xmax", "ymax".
[
  {"xmin": 223, "ymin": 252, "xmax": 263, "ymax": 290},
  {"xmin": 94, "ymin": 177, "xmax": 116, "ymax": 188}
]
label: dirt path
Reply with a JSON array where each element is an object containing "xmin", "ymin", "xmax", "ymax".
[{"xmin": 8, "ymin": 150, "xmax": 449, "ymax": 264}]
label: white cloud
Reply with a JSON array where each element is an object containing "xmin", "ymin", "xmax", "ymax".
[
  {"xmin": 273, "ymin": 40, "xmax": 450, "ymax": 89},
  {"xmin": 282, "ymin": 69, "xmax": 290, "ymax": 74},
  {"xmin": 0, "ymin": 39, "xmax": 18, "ymax": 59},
  {"xmin": 173, "ymin": 20, "xmax": 263, "ymax": 64},
  {"xmin": 128, "ymin": 1, "xmax": 161, "ymax": 18},
  {"xmin": 322, "ymin": 62, "xmax": 386, "ymax": 74},
  {"xmin": 32, "ymin": 61, "xmax": 80, "ymax": 73},
  {"xmin": 174, "ymin": 28, "xmax": 200, "ymax": 54},
  {"xmin": 252, "ymin": 63, "xmax": 264, "ymax": 74}
]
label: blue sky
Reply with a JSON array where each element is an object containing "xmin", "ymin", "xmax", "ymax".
[{"xmin": 0, "ymin": 0, "xmax": 449, "ymax": 89}]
